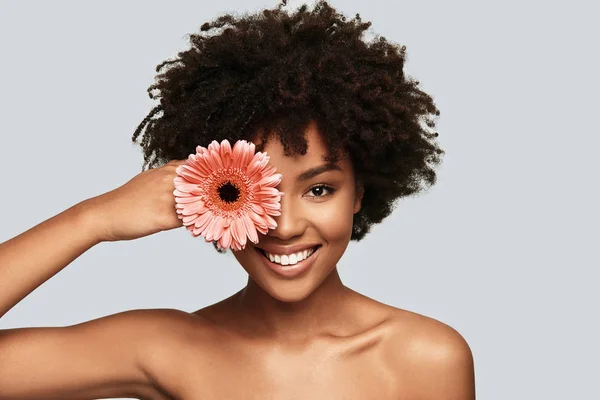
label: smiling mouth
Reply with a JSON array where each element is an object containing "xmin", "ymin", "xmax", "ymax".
[{"xmin": 255, "ymin": 245, "xmax": 322, "ymax": 266}]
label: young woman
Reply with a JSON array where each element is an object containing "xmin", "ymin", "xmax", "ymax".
[{"xmin": 0, "ymin": 1, "xmax": 474, "ymax": 399}]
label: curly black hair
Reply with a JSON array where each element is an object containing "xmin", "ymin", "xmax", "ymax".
[{"xmin": 132, "ymin": 0, "xmax": 444, "ymax": 245}]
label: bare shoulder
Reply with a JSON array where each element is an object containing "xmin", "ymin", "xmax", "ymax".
[
  {"xmin": 0, "ymin": 307, "xmax": 201, "ymax": 400},
  {"xmin": 386, "ymin": 308, "xmax": 476, "ymax": 400},
  {"xmin": 111, "ymin": 307, "xmax": 222, "ymax": 399},
  {"xmin": 124, "ymin": 308, "xmax": 219, "ymax": 395},
  {"xmin": 386, "ymin": 308, "xmax": 473, "ymax": 356},
  {"xmin": 120, "ymin": 306, "xmax": 216, "ymax": 356},
  {"xmin": 121, "ymin": 307, "xmax": 211, "ymax": 338}
]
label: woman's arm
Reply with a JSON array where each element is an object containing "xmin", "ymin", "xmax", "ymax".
[
  {"xmin": 0, "ymin": 200, "xmax": 158, "ymax": 399},
  {"xmin": 0, "ymin": 161, "xmax": 187, "ymax": 399},
  {"xmin": 0, "ymin": 200, "xmax": 101, "ymax": 319},
  {"xmin": 0, "ymin": 159, "xmax": 186, "ymax": 319},
  {"xmin": 0, "ymin": 310, "xmax": 157, "ymax": 400}
]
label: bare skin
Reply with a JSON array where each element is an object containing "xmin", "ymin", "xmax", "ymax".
[
  {"xmin": 0, "ymin": 120, "xmax": 474, "ymax": 399},
  {"xmin": 140, "ymin": 123, "xmax": 475, "ymax": 399},
  {"xmin": 134, "ymin": 294, "xmax": 474, "ymax": 400}
]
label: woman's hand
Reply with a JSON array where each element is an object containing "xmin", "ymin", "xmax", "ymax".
[{"xmin": 81, "ymin": 160, "xmax": 188, "ymax": 242}]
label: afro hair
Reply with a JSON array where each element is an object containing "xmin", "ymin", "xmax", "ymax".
[{"xmin": 132, "ymin": 0, "xmax": 444, "ymax": 244}]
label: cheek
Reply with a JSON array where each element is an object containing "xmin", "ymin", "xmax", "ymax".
[
  {"xmin": 231, "ymin": 248, "xmax": 254, "ymax": 270},
  {"xmin": 312, "ymin": 195, "xmax": 355, "ymax": 241}
]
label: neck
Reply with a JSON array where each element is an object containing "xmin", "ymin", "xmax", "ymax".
[{"xmin": 233, "ymin": 267, "xmax": 357, "ymax": 343}]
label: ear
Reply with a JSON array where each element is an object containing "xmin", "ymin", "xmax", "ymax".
[{"xmin": 353, "ymin": 180, "xmax": 364, "ymax": 214}]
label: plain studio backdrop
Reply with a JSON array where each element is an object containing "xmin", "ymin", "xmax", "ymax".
[{"xmin": 0, "ymin": 0, "xmax": 598, "ymax": 399}]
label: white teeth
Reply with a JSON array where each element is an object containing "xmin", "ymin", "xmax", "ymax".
[{"xmin": 263, "ymin": 246, "xmax": 318, "ymax": 266}]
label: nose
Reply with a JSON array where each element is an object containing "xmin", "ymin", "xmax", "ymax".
[{"xmin": 268, "ymin": 191, "xmax": 307, "ymax": 241}]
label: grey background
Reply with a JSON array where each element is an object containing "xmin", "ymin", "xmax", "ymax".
[{"xmin": 1, "ymin": 0, "xmax": 598, "ymax": 399}]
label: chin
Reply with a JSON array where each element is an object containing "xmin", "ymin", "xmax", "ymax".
[{"xmin": 234, "ymin": 242, "xmax": 334, "ymax": 302}]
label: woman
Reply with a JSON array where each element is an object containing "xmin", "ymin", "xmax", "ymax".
[{"xmin": 0, "ymin": 1, "xmax": 474, "ymax": 399}]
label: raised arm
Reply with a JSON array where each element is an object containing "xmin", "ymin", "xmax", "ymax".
[
  {"xmin": 0, "ymin": 160, "xmax": 187, "ymax": 399},
  {"xmin": 0, "ymin": 202, "xmax": 100, "ymax": 319}
]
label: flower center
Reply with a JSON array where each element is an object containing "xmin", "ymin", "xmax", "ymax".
[
  {"xmin": 218, "ymin": 181, "xmax": 240, "ymax": 203},
  {"xmin": 203, "ymin": 167, "xmax": 254, "ymax": 217}
]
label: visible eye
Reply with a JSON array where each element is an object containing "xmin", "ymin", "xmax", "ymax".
[{"xmin": 305, "ymin": 184, "xmax": 336, "ymax": 199}]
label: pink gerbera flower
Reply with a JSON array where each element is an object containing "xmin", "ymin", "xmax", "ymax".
[{"xmin": 173, "ymin": 139, "xmax": 283, "ymax": 251}]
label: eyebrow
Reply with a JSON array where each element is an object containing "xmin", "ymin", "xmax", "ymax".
[{"xmin": 296, "ymin": 163, "xmax": 343, "ymax": 182}]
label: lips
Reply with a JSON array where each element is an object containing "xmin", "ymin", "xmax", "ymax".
[
  {"xmin": 256, "ymin": 245, "xmax": 321, "ymax": 264},
  {"xmin": 255, "ymin": 243, "xmax": 322, "ymax": 255},
  {"xmin": 253, "ymin": 244, "xmax": 322, "ymax": 278}
]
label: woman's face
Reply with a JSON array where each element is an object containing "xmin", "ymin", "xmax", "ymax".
[{"xmin": 231, "ymin": 121, "xmax": 363, "ymax": 302}]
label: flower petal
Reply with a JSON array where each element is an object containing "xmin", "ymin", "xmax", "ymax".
[
  {"xmin": 212, "ymin": 148, "xmax": 225, "ymax": 169},
  {"xmin": 174, "ymin": 194, "xmax": 203, "ymax": 204},
  {"xmin": 194, "ymin": 211, "xmax": 213, "ymax": 230},
  {"xmin": 255, "ymin": 187, "xmax": 281, "ymax": 197},
  {"xmin": 264, "ymin": 214, "xmax": 277, "ymax": 229},
  {"xmin": 173, "ymin": 188, "xmax": 192, "ymax": 198},
  {"xmin": 179, "ymin": 200, "xmax": 207, "ymax": 216},
  {"xmin": 219, "ymin": 228, "xmax": 232, "ymax": 249},
  {"xmin": 175, "ymin": 139, "xmax": 284, "ymax": 248},
  {"xmin": 207, "ymin": 140, "xmax": 220, "ymax": 153},
  {"xmin": 196, "ymin": 145, "xmax": 208, "ymax": 156},
  {"xmin": 212, "ymin": 214, "xmax": 226, "ymax": 241},
  {"xmin": 203, "ymin": 213, "xmax": 222, "ymax": 241},
  {"xmin": 249, "ymin": 210, "xmax": 269, "ymax": 231},
  {"xmin": 255, "ymin": 174, "xmax": 282, "ymax": 188},
  {"xmin": 188, "ymin": 154, "xmax": 212, "ymax": 176},
  {"xmin": 219, "ymin": 139, "xmax": 232, "ymax": 168},
  {"xmin": 231, "ymin": 140, "xmax": 249, "ymax": 168},
  {"xmin": 240, "ymin": 142, "xmax": 255, "ymax": 169},
  {"xmin": 178, "ymin": 165, "xmax": 208, "ymax": 183},
  {"xmin": 241, "ymin": 213, "xmax": 258, "ymax": 244},
  {"xmin": 250, "ymin": 202, "xmax": 266, "ymax": 215},
  {"xmin": 231, "ymin": 218, "xmax": 247, "ymax": 248},
  {"xmin": 262, "ymin": 202, "xmax": 281, "ymax": 214},
  {"xmin": 181, "ymin": 213, "xmax": 199, "ymax": 225},
  {"xmin": 175, "ymin": 183, "xmax": 202, "ymax": 193},
  {"xmin": 255, "ymin": 224, "xmax": 269, "ymax": 235},
  {"xmin": 203, "ymin": 150, "xmax": 221, "ymax": 171},
  {"xmin": 246, "ymin": 153, "xmax": 270, "ymax": 180},
  {"xmin": 267, "ymin": 209, "xmax": 281, "ymax": 217}
]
